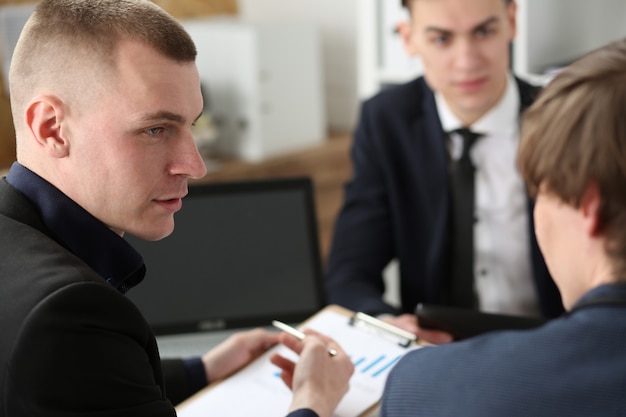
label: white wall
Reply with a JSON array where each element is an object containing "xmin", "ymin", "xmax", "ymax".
[
  {"xmin": 0, "ymin": 3, "xmax": 36, "ymax": 96},
  {"xmin": 514, "ymin": 0, "xmax": 626, "ymax": 81},
  {"xmin": 363, "ymin": 0, "xmax": 626, "ymax": 92},
  {"xmin": 238, "ymin": 0, "xmax": 626, "ymax": 132}
]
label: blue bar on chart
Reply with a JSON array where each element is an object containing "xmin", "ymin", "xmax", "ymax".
[{"xmin": 353, "ymin": 355, "xmax": 401, "ymax": 378}]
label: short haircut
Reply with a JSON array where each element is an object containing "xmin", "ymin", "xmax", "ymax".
[
  {"xmin": 9, "ymin": 0, "xmax": 197, "ymax": 132},
  {"xmin": 401, "ymin": 0, "xmax": 513, "ymax": 10},
  {"xmin": 518, "ymin": 38, "xmax": 626, "ymax": 277}
]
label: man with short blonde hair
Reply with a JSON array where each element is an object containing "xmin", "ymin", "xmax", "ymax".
[{"xmin": 1, "ymin": 1, "xmax": 354, "ymax": 415}]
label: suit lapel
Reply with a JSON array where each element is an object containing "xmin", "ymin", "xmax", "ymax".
[
  {"xmin": 515, "ymin": 78, "xmax": 563, "ymax": 316},
  {"xmin": 409, "ymin": 83, "xmax": 450, "ymax": 302}
]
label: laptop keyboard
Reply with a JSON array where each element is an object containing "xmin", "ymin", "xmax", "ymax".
[
  {"xmin": 156, "ymin": 326, "xmax": 274, "ymax": 358},
  {"xmin": 157, "ymin": 329, "xmax": 240, "ymax": 358}
]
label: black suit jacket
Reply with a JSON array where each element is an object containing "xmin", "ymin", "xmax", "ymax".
[
  {"xmin": 0, "ymin": 180, "xmax": 192, "ymax": 415},
  {"xmin": 325, "ymin": 76, "xmax": 563, "ymax": 318}
]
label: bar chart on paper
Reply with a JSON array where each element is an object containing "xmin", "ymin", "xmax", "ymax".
[
  {"xmin": 353, "ymin": 354, "xmax": 402, "ymax": 378},
  {"xmin": 177, "ymin": 307, "xmax": 422, "ymax": 417}
]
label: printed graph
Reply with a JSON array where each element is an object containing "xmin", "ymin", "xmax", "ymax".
[{"xmin": 353, "ymin": 354, "xmax": 401, "ymax": 378}]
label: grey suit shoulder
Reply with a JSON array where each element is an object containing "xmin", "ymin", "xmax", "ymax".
[{"xmin": 381, "ymin": 299, "xmax": 626, "ymax": 417}]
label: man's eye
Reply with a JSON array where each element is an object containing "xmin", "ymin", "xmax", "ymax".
[
  {"xmin": 145, "ymin": 127, "xmax": 165, "ymax": 136},
  {"xmin": 476, "ymin": 27, "xmax": 495, "ymax": 38},
  {"xmin": 432, "ymin": 35, "xmax": 450, "ymax": 46}
]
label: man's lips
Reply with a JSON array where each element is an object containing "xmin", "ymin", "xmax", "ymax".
[
  {"xmin": 154, "ymin": 196, "xmax": 184, "ymax": 212},
  {"xmin": 456, "ymin": 77, "xmax": 487, "ymax": 92}
]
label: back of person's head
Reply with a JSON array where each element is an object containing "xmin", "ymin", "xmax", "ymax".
[
  {"xmin": 518, "ymin": 38, "xmax": 626, "ymax": 277},
  {"xmin": 9, "ymin": 0, "xmax": 197, "ymax": 138}
]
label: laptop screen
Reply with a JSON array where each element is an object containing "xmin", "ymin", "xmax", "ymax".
[{"xmin": 125, "ymin": 177, "xmax": 325, "ymax": 335}]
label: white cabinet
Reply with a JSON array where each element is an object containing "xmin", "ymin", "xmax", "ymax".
[
  {"xmin": 182, "ymin": 17, "xmax": 326, "ymax": 162},
  {"xmin": 239, "ymin": 0, "xmax": 363, "ymax": 131}
]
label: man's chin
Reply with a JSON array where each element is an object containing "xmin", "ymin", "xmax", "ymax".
[
  {"xmin": 453, "ymin": 95, "xmax": 498, "ymax": 122},
  {"xmin": 129, "ymin": 223, "xmax": 175, "ymax": 242}
]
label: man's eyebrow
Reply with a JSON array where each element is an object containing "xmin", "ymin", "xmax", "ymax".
[
  {"xmin": 424, "ymin": 16, "xmax": 500, "ymax": 36},
  {"xmin": 139, "ymin": 110, "xmax": 202, "ymax": 125},
  {"xmin": 472, "ymin": 16, "xmax": 499, "ymax": 30}
]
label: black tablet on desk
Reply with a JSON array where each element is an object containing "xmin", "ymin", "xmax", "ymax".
[{"xmin": 415, "ymin": 303, "xmax": 548, "ymax": 340}]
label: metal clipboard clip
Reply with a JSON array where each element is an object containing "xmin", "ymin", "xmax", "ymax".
[{"xmin": 349, "ymin": 312, "xmax": 417, "ymax": 348}]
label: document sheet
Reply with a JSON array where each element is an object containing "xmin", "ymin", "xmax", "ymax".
[{"xmin": 177, "ymin": 307, "xmax": 422, "ymax": 417}]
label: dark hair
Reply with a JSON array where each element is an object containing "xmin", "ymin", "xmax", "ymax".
[
  {"xmin": 401, "ymin": 0, "xmax": 513, "ymax": 9},
  {"xmin": 518, "ymin": 38, "xmax": 626, "ymax": 277}
]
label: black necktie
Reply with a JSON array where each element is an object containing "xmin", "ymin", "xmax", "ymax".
[{"xmin": 448, "ymin": 128, "xmax": 482, "ymax": 308}]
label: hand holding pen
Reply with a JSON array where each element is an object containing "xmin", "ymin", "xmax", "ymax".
[
  {"xmin": 272, "ymin": 320, "xmax": 338, "ymax": 356},
  {"xmin": 270, "ymin": 321, "xmax": 354, "ymax": 417}
]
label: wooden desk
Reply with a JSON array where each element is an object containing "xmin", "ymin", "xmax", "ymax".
[{"xmin": 192, "ymin": 133, "xmax": 353, "ymax": 262}]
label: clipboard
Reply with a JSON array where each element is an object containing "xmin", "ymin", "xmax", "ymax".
[{"xmin": 176, "ymin": 305, "xmax": 422, "ymax": 417}]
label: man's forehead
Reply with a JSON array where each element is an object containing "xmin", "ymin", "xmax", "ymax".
[
  {"xmin": 410, "ymin": 0, "xmax": 507, "ymax": 16},
  {"xmin": 422, "ymin": 16, "xmax": 501, "ymax": 35},
  {"xmin": 410, "ymin": 0, "xmax": 507, "ymax": 30},
  {"xmin": 408, "ymin": 0, "xmax": 509, "ymax": 6}
]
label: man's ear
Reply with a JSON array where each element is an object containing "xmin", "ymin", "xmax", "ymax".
[
  {"xmin": 580, "ymin": 181, "xmax": 603, "ymax": 237},
  {"xmin": 505, "ymin": 0, "xmax": 518, "ymax": 43},
  {"xmin": 25, "ymin": 95, "xmax": 70, "ymax": 158},
  {"xmin": 397, "ymin": 20, "xmax": 419, "ymax": 56}
]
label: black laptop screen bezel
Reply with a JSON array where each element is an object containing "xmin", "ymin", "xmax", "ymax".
[{"xmin": 124, "ymin": 177, "xmax": 325, "ymax": 335}]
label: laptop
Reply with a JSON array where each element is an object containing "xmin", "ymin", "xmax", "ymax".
[{"xmin": 125, "ymin": 177, "xmax": 325, "ymax": 358}]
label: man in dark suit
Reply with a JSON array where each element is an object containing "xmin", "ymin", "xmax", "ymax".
[
  {"xmin": 381, "ymin": 37, "xmax": 626, "ymax": 417},
  {"xmin": 325, "ymin": 0, "xmax": 563, "ymax": 343},
  {"xmin": 0, "ymin": 1, "xmax": 353, "ymax": 416}
]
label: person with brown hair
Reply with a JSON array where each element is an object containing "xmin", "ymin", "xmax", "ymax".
[
  {"xmin": 0, "ymin": 1, "xmax": 353, "ymax": 415},
  {"xmin": 380, "ymin": 38, "xmax": 626, "ymax": 417}
]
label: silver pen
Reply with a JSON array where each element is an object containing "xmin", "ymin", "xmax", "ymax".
[{"xmin": 272, "ymin": 320, "xmax": 338, "ymax": 356}]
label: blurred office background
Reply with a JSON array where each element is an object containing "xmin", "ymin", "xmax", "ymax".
[{"xmin": 1, "ymin": 0, "xmax": 626, "ymax": 260}]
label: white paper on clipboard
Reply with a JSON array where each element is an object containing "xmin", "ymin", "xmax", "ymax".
[{"xmin": 176, "ymin": 306, "xmax": 422, "ymax": 417}]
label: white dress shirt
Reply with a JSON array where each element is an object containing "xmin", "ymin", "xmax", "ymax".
[{"xmin": 435, "ymin": 74, "xmax": 540, "ymax": 316}]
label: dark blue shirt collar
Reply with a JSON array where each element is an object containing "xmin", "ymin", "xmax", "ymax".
[
  {"xmin": 6, "ymin": 162, "xmax": 145, "ymax": 293},
  {"xmin": 571, "ymin": 282, "xmax": 626, "ymax": 312}
]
